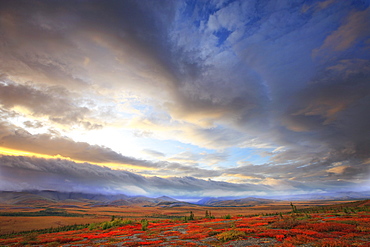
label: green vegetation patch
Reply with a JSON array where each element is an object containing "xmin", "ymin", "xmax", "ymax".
[
  {"xmin": 89, "ymin": 218, "xmax": 134, "ymax": 230},
  {"xmin": 0, "ymin": 208, "xmax": 86, "ymax": 217},
  {"xmin": 216, "ymin": 229, "xmax": 247, "ymax": 242},
  {"xmin": 0, "ymin": 223, "xmax": 89, "ymax": 239}
]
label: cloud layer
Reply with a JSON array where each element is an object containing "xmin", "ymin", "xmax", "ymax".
[
  {"xmin": 0, "ymin": 155, "xmax": 269, "ymax": 197},
  {"xmin": 0, "ymin": 0, "xmax": 369, "ymax": 195}
]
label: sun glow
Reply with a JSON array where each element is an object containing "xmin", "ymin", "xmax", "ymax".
[
  {"xmin": 0, "ymin": 147, "xmax": 58, "ymax": 158},
  {"xmin": 0, "ymin": 147, "xmax": 155, "ymax": 171}
]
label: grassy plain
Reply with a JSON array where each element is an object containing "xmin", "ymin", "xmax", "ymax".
[
  {"xmin": 0, "ymin": 200, "xmax": 369, "ymax": 246},
  {"xmin": 0, "ymin": 200, "xmax": 351, "ymax": 235}
]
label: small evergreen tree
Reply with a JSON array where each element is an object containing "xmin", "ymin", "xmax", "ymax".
[
  {"xmin": 290, "ymin": 202, "xmax": 298, "ymax": 213},
  {"xmin": 189, "ymin": 211, "xmax": 194, "ymax": 221}
]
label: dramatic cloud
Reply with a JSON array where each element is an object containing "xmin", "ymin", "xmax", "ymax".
[
  {"xmin": 0, "ymin": 121, "xmax": 230, "ymax": 179},
  {"xmin": 0, "ymin": 80, "xmax": 102, "ymax": 128},
  {"xmin": 0, "ymin": 0, "xmax": 369, "ymax": 196},
  {"xmin": 0, "ymin": 155, "xmax": 269, "ymax": 197}
]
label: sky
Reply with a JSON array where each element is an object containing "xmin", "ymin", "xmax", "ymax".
[{"xmin": 0, "ymin": 0, "xmax": 369, "ymax": 198}]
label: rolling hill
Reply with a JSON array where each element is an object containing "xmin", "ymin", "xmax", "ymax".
[{"xmin": 0, "ymin": 190, "xmax": 180, "ymax": 207}]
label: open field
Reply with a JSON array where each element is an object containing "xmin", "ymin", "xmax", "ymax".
[
  {"xmin": 0, "ymin": 200, "xmax": 346, "ymax": 235},
  {"xmin": 0, "ymin": 200, "xmax": 369, "ymax": 246}
]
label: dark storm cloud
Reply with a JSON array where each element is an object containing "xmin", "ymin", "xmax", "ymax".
[
  {"xmin": 0, "ymin": 155, "xmax": 148, "ymax": 194},
  {"xmin": 0, "ymin": 1, "xmax": 89, "ymax": 89},
  {"xmin": 224, "ymin": 159, "xmax": 370, "ymax": 192},
  {"xmin": 277, "ymin": 58, "xmax": 370, "ymax": 180},
  {"xmin": 147, "ymin": 175, "xmax": 270, "ymax": 196},
  {"xmin": 0, "ymin": 0, "xmax": 178, "ymax": 103},
  {"xmin": 0, "ymin": 155, "xmax": 270, "ymax": 196}
]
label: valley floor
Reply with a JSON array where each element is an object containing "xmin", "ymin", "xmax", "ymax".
[{"xmin": 1, "ymin": 200, "xmax": 370, "ymax": 246}]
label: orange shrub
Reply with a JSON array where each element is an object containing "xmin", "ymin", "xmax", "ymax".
[
  {"xmin": 284, "ymin": 234, "xmax": 315, "ymax": 245},
  {"xmin": 296, "ymin": 222, "xmax": 356, "ymax": 232},
  {"xmin": 276, "ymin": 234, "xmax": 285, "ymax": 241},
  {"xmin": 270, "ymin": 218, "xmax": 304, "ymax": 229}
]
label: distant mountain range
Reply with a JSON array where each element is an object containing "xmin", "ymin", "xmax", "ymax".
[
  {"xmin": 267, "ymin": 191, "xmax": 370, "ymax": 201},
  {"xmin": 196, "ymin": 191, "xmax": 370, "ymax": 205},
  {"xmin": 0, "ymin": 190, "xmax": 186, "ymax": 207},
  {"xmin": 0, "ymin": 190, "xmax": 369, "ymax": 207},
  {"xmin": 196, "ymin": 197, "xmax": 276, "ymax": 207}
]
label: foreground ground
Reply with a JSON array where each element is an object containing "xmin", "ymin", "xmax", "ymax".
[{"xmin": 0, "ymin": 200, "xmax": 369, "ymax": 246}]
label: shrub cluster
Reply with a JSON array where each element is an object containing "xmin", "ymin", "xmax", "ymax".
[{"xmin": 89, "ymin": 218, "xmax": 133, "ymax": 231}]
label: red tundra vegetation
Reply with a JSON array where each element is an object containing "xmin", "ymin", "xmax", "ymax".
[{"xmin": 0, "ymin": 200, "xmax": 369, "ymax": 246}]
